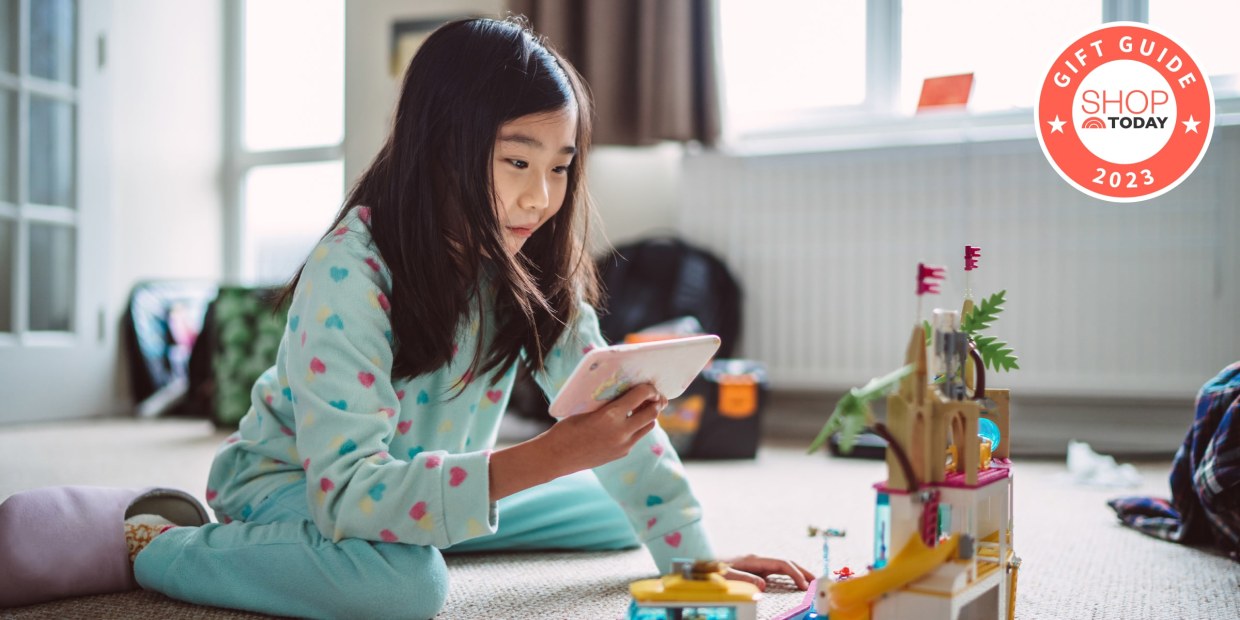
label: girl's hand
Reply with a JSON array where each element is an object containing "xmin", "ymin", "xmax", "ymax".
[
  {"xmin": 722, "ymin": 554, "xmax": 816, "ymax": 591},
  {"xmin": 539, "ymin": 383, "xmax": 665, "ymax": 474}
]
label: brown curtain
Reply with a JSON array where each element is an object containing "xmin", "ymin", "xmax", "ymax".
[{"xmin": 508, "ymin": 0, "xmax": 720, "ymax": 147}]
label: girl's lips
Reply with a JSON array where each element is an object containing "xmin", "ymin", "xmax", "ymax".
[{"xmin": 507, "ymin": 226, "xmax": 535, "ymax": 238}]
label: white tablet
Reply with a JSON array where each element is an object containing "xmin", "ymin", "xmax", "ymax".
[{"xmin": 548, "ymin": 335, "xmax": 722, "ymax": 418}]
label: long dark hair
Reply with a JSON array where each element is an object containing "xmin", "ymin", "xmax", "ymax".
[{"xmin": 279, "ymin": 17, "xmax": 600, "ymax": 384}]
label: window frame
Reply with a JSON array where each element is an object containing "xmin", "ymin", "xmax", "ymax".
[{"xmin": 718, "ymin": 0, "xmax": 1240, "ymax": 154}]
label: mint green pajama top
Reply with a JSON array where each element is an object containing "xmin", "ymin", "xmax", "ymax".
[{"xmin": 206, "ymin": 207, "xmax": 712, "ymax": 572}]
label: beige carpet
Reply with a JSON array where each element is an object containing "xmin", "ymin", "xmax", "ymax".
[{"xmin": 1, "ymin": 418, "xmax": 1237, "ymax": 619}]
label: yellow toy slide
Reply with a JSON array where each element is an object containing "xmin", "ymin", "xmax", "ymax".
[{"xmin": 827, "ymin": 533, "xmax": 960, "ymax": 620}]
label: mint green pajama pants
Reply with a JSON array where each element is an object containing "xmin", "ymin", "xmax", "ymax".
[{"xmin": 134, "ymin": 470, "xmax": 639, "ymax": 619}]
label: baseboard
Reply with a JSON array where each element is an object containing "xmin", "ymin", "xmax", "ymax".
[{"xmin": 761, "ymin": 390, "xmax": 1190, "ymax": 458}]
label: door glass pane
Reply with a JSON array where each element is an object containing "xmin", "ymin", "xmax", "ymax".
[
  {"xmin": 28, "ymin": 95, "xmax": 74, "ymax": 207},
  {"xmin": 28, "ymin": 222, "xmax": 74, "ymax": 331},
  {"xmin": 244, "ymin": 160, "xmax": 343, "ymax": 284},
  {"xmin": 0, "ymin": 0, "xmax": 16, "ymax": 75},
  {"xmin": 243, "ymin": 0, "xmax": 344, "ymax": 151},
  {"xmin": 30, "ymin": 0, "xmax": 76, "ymax": 84},
  {"xmin": 0, "ymin": 218, "xmax": 11, "ymax": 332},
  {"xmin": 902, "ymin": 0, "xmax": 1101, "ymax": 113},
  {"xmin": 0, "ymin": 89, "xmax": 12, "ymax": 202},
  {"xmin": 1149, "ymin": 0, "xmax": 1240, "ymax": 94}
]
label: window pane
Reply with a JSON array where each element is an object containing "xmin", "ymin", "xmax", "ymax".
[
  {"xmin": 902, "ymin": 0, "xmax": 1101, "ymax": 113},
  {"xmin": 30, "ymin": 0, "xmax": 76, "ymax": 84},
  {"xmin": 244, "ymin": 160, "xmax": 343, "ymax": 284},
  {"xmin": 0, "ymin": 218, "xmax": 11, "ymax": 332},
  {"xmin": 243, "ymin": 0, "xmax": 344, "ymax": 151},
  {"xmin": 719, "ymin": 0, "xmax": 866, "ymax": 131},
  {"xmin": 28, "ymin": 222, "xmax": 74, "ymax": 331},
  {"xmin": 28, "ymin": 95, "xmax": 74, "ymax": 207},
  {"xmin": 0, "ymin": 89, "xmax": 12, "ymax": 202},
  {"xmin": 1149, "ymin": 0, "xmax": 1240, "ymax": 93},
  {"xmin": 1, "ymin": 0, "xmax": 16, "ymax": 75}
]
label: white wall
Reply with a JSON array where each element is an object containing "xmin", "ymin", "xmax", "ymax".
[
  {"xmin": 343, "ymin": 1, "xmax": 683, "ymax": 250},
  {"xmin": 107, "ymin": 0, "xmax": 224, "ymax": 409}
]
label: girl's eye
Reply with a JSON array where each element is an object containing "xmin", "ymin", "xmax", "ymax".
[
  {"xmin": 508, "ymin": 159, "xmax": 528, "ymax": 170},
  {"xmin": 552, "ymin": 165, "xmax": 569, "ymax": 174}
]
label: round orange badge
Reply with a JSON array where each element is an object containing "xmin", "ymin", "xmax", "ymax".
[{"xmin": 1037, "ymin": 22, "xmax": 1214, "ymax": 202}]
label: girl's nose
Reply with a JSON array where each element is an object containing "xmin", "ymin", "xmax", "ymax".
[{"xmin": 521, "ymin": 177, "xmax": 550, "ymax": 210}]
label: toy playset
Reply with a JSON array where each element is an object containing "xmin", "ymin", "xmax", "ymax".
[{"xmin": 629, "ymin": 246, "xmax": 1021, "ymax": 620}]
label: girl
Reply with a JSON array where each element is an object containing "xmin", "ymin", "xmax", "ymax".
[{"xmin": 130, "ymin": 17, "xmax": 811, "ymax": 618}]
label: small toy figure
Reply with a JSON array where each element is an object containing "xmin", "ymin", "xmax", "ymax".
[
  {"xmin": 628, "ymin": 559, "xmax": 760, "ymax": 620},
  {"xmin": 833, "ymin": 566, "xmax": 855, "ymax": 581},
  {"xmin": 807, "ymin": 525, "xmax": 846, "ymax": 577}
]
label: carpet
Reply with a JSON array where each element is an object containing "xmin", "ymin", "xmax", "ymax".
[{"xmin": 1, "ymin": 419, "xmax": 1236, "ymax": 619}]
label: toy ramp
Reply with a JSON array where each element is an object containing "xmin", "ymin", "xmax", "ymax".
[{"xmin": 828, "ymin": 533, "xmax": 960, "ymax": 620}]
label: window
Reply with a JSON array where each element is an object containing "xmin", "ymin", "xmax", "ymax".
[
  {"xmin": 718, "ymin": 0, "xmax": 867, "ymax": 137},
  {"xmin": 718, "ymin": 0, "xmax": 1240, "ymax": 147},
  {"xmin": 1148, "ymin": 0, "xmax": 1240, "ymax": 93},
  {"xmin": 900, "ymin": 0, "xmax": 1100, "ymax": 114},
  {"xmin": 226, "ymin": 0, "xmax": 344, "ymax": 285}
]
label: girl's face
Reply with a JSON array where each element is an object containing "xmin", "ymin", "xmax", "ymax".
[{"xmin": 492, "ymin": 107, "xmax": 578, "ymax": 255}]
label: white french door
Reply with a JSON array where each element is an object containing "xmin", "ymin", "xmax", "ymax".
[{"xmin": 0, "ymin": 0, "xmax": 112, "ymax": 423}]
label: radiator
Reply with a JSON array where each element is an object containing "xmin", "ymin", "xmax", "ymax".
[{"xmin": 679, "ymin": 128, "xmax": 1240, "ymax": 399}]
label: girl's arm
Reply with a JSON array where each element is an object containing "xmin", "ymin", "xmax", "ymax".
[{"xmin": 529, "ymin": 300, "xmax": 714, "ymax": 573}]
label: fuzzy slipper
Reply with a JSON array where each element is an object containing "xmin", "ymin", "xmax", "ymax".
[{"xmin": 0, "ymin": 485, "xmax": 209, "ymax": 608}]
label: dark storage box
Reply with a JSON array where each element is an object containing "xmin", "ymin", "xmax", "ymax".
[{"xmin": 660, "ymin": 360, "xmax": 766, "ymax": 460}]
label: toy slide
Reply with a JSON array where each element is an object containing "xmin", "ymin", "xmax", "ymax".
[{"xmin": 827, "ymin": 533, "xmax": 961, "ymax": 620}]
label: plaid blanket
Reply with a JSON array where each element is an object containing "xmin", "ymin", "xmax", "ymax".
[{"xmin": 1108, "ymin": 362, "xmax": 1240, "ymax": 561}]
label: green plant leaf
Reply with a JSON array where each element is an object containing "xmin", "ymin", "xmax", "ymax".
[
  {"xmin": 961, "ymin": 290, "xmax": 1019, "ymax": 373},
  {"xmin": 961, "ymin": 290, "xmax": 1006, "ymax": 335},
  {"xmin": 808, "ymin": 365, "xmax": 913, "ymax": 454}
]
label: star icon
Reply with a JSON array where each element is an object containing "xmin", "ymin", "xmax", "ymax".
[
  {"xmin": 1047, "ymin": 116, "xmax": 1066, "ymax": 133},
  {"xmin": 1182, "ymin": 115, "xmax": 1201, "ymax": 134}
]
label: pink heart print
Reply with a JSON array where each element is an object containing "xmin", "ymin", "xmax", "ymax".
[
  {"xmin": 380, "ymin": 529, "xmax": 398, "ymax": 543},
  {"xmin": 425, "ymin": 455, "xmax": 442, "ymax": 469},
  {"xmin": 320, "ymin": 477, "xmax": 335, "ymax": 492},
  {"xmin": 409, "ymin": 501, "xmax": 427, "ymax": 521},
  {"xmin": 664, "ymin": 532, "xmax": 682, "ymax": 548},
  {"xmin": 358, "ymin": 372, "xmax": 375, "ymax": 388},
  {"xmin": 646, "ymin": 517, "xmax": 657, "ymax": 530},
  {"xmin": 449, "ymin": 467, "xmax": 468, "ymax": 487},
  {"xmin": 310, "ymin": 357, "xmax": 327, "ymax": 374},
  {"xmin": 397, "ymin": 420, "xmax": 412, "ymax": 434},
  {"xmin": 486, "ymin": 390, "xmax": 503, "ymax": 403},
  {"xmin": 652, "ymin": 443, "xmax": 664, "ymax": 456}
]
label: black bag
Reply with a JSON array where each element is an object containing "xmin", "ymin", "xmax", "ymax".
[
  {"xmin": 597, "ymin": 237, "xmax": 742, "ymax": 357},
  {"xmin": 505, "ymin": 237, "xmax": 744, "ymax": 428}
]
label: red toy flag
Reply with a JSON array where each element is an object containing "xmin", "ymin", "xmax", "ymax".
[
  {"xmin": 964, "ymin": 245, "xmax": 981, "ymax": 271},
  {"xmin": 917, "ymin": 263, "xmax": 946, "ymax": 296}
]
